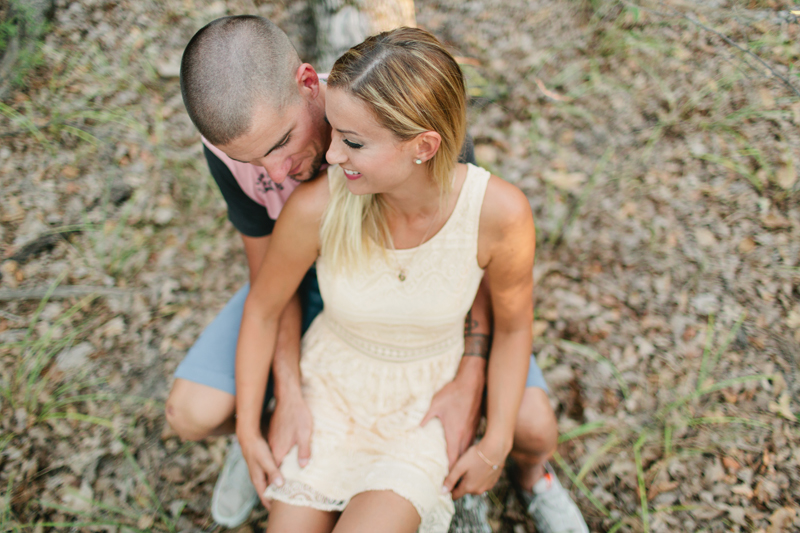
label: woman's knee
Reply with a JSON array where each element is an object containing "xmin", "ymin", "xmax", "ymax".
[{"xmin": 165, "ymin": 379, "xmax": 235, "ymax": 441}]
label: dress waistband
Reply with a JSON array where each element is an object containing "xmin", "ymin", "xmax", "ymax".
[{"xmin": 322, "ymin": 315, "xmax": 462, "ymax": 363}]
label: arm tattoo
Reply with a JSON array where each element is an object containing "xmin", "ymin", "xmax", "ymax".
[{"xmin": 464, "ymin": 309, "xmax": 492, "ymax": 360}]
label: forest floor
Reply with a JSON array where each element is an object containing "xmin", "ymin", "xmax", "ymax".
[{"xmin": 1, "ymin": 0, "xmax": 799, "ymax": 531}]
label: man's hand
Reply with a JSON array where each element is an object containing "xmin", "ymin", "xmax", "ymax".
[
  {"xmin": 238, "ymin": 432, "xmax": 284, "ymax": 508},
  {"xmin": 268, "ymin": 390, "xmax": 313, "ymax": 468},
  {"xmin": 420, "ymin": 356, "xmax": 485, "ymax": 468}
]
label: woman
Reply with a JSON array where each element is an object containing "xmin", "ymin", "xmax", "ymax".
[{"xmin": 235, "ymin": 28, "xmax": 535, "ymax": 533}]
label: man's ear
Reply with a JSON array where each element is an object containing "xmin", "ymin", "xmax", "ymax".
[
  {"xmin": 296, "ymin": 63, "xmax": 320, "ymax": 99},
  {"xmin": 413, "ymin": 131, "xmax": 442, "ymax": 163}
]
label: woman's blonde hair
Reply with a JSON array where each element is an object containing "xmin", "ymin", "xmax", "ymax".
[{"xmin": 320, "ymin": 27, "xmax": 467, "ymax": 270}]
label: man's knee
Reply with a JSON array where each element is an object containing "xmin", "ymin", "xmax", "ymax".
[
  {"xmin": 165, "ymin": 379, "xmax": 235, "ymax": 441},
  {"xmin": 514, "ymin": 388, "xmax": 558, "ymax": 456}
]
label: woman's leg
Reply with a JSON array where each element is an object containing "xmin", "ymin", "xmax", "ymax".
[
  {"xmin": 332, "ymin": 491, "xmax": 421, "ymax": 533},
  {"xmin": 266, "ymin": 501, "xmax": 339, "ymax": 533}
]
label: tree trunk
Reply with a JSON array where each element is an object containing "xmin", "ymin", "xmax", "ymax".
[
  {"xmin": 0, "ymin": 0, "xmax": 53, "ymax": 98},
  {"xmin": 312, "ymin": 0, "xmax": 416, "ymax": 73}
]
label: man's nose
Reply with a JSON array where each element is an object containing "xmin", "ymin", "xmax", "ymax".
[{"xmin": 256, "ymin": 156, "xmax": 292, "ymax": 184}]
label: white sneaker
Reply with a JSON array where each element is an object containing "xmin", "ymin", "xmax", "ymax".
[
  {"xmin": 517, "ymin": 464, "xmax": 589, "ymax": 533},
  {"xmin": 211, "ymin": 440, "xmax": 259, "ymax": 528},
  {"xmin": 448, "ymin": 493, "xmax": 492, "ymax": 533}
]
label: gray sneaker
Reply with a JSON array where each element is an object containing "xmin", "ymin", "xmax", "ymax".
[
  {"xmin": 517, "ymin": 463, "xmax": 589, "ymax": 533},
  {"xmin": 211, "ymin": 440, "xmax": 259, "ymax": 528},
  {"xmin": 448, "ymin": 493, "xmax": 492, "ymax": 533}
]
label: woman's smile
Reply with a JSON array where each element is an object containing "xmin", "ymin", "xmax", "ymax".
[{"xmin": 343, "ymin": 168, "xmax": 362, "ymax": 180}]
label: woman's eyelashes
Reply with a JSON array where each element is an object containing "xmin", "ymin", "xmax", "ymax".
[{"xmin": 343, "ymin": 139, "xmax": 363, "ymax": 149}]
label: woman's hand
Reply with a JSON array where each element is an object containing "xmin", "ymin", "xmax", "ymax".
[
  {"xmin": 238, "ymin": 431, "xmax": 284, "ymax": 508},
  {"xmin": 441, "ymin": 438, "xmax": 508, "ymax": 499}
]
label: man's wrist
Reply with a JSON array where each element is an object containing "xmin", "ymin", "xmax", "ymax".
[
  {"xmin": 273, "ymin": 368, "xmax": 303, "ymax": 400},
  {"xmin": 454, "ymin": 354, "xmax": 486, "ymax": 389},
  {"xmin": 463, "ymin": 333, "xmax": 491, "ymax": 359}
]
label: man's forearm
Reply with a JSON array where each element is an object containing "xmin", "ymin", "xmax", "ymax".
[
  {"xmin": 271, "ymin": 293, "xmax": 303, "ymax": 399},
  {"xmin": 463, "ymin": 278, "xmax": 493, "ymax": 361}
]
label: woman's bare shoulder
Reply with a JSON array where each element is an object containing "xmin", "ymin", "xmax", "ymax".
[
  {"xmin": 282, "ymin": 169, "xmax": 331, "ymax": 224},
  {"xmin": 481, "ymin": 174, "xmax": 534, "ymax": 234}
]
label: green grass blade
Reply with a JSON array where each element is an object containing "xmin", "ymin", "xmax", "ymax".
[
  {"xmin": 657, "ymin": 374, "xmax": 770, "ymax": 418},
  {"xmin": 633, "ymin": 432, "xmax": 650, "ymax": 533},
  {"xmin": 39, "ymin": 412, "xmax": 114, "ymax": 428},
  {"xmin": 0, "ymin": 102, "xmax": 53, "ymax": 151},
  {"xmin": 711, "ymin": 311, "xmax": 746, "ymax": 371},
  {"xmin": 553, "ymin": 451, "xmax": 612, "ymax": 517},
  {"xmin": 559, "ymin": 420, "xmax": 608, "ymax": 443},
  {"xmin": 697, "ymin": 314, "xmax": 715, "ymax": 391},
  {"xmin": 577, "ymin": 433, "xmax": 620, "ymax": 482},
  {"xmin": 559, "ymin": 340, "xmax": 630, "ymax": 399},
  {"xmin": 686, "ymin": 416, "xmax": 770, "ymax": 429}
]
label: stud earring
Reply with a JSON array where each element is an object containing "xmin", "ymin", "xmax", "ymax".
[{"xmin": 415, "ymin": 158, "xmax": 423, "ymax": 165}]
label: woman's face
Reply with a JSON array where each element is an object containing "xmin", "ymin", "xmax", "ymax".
[{"xmin": 325, "ymin": 88, "xmax": 418, "ymax": 195}]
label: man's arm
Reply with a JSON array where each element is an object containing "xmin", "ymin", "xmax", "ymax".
[{"xmin": 421, "ymin": 277, "xmax": 493, "ymax": 468}]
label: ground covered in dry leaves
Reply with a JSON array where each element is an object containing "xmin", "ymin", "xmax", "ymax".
[{"xmin": 1, "ymin": 0, "xmax": 799, "ymax": 531}]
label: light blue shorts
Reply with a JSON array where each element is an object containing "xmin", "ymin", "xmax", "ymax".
[{"xmin": 175, "ymin": 271, "xmax": 548, "ymax": 395}]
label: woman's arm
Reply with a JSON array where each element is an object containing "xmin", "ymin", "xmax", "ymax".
[
  {"xmin": 235, "ymin": 176, "xmax": 328, "ymax": 505},
  {"xmin": 443, "ymin": 175, "xmax": 535, "ymax": 498}
]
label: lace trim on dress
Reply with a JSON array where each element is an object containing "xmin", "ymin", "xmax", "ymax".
[
  {"xmin": 266, "ymin": 480, "xmax": 346, "ymax": 512},
  {"xmin": 324, "ymin": 316, "xmax": 462, "ymax": 362}
]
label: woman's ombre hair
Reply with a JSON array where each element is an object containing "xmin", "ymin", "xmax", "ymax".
[{"xmin": 320, "ymin": 27, "xmax": 467, "ymax": 270}]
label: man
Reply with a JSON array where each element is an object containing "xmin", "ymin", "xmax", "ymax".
[{"xmin": 168, "ymin": 15, "xmax": 588, "ymax": 533}]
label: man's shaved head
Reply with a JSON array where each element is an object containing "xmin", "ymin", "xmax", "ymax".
[{"xmin": 181, "ymin": 16, "xmax": 302, "ymax": 146}]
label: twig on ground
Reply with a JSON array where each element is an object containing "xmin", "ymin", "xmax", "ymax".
[
  {"xmin": 680, "ymin": 13, "xmax": 800, "ymax": 99},
  {"xmin": 534, "ymin": 78, "xmax": 573, "ymax": 102},
  {"xmin": 621, "ymin": 0, "xmax": 800, "ymax": 98}
]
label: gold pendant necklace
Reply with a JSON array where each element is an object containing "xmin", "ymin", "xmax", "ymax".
[{"xmin": 391, "ymin": 209, "xmax": 440, "ymax": 282}]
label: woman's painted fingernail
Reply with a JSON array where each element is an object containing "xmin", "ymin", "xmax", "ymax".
[
  {"xmin": 441, "ymin": 486, "xmax": 450, "ymax": 494},
  {"xmin": 275, "ymin": 477, "xmax": 285, "ymax": 487}
]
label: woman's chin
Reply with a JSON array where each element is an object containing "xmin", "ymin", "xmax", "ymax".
[{"xmin": 346, "ymin": 180, "xmax": 371, "ymax": 196}]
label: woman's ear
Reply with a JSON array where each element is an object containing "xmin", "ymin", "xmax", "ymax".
[{"xmin": 413, "ymin": 131, "xmax": 442, "ymax": 164}]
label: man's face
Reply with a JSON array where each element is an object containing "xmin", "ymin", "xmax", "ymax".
[{"xmin": 217, "ymin": 96, "xmax": 331, "ymax": 184}]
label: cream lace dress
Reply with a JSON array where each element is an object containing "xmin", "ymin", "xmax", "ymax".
[{"xmin": 265, "ymin": 163, "xmax": 490, "ymax": 532}]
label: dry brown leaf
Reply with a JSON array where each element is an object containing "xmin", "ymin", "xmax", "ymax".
[
  {"xmin": 61, "ymin": 165, "xmax": 79, "ymax": 179},
  {"xmin": 532, "ymin": 320, "xmax": 548, "ymax": 338},
  {"xmin": 758, "ymin": 88, "xmax": 775, "ymax": 109},
  {"xmin": 1, "ymin": 198, "xmax": 24, "ymax": 222},
  {"xmin": 731, "ymin": 484, "xmax": 754, "ymax": 498},
  {"xmin": 761, "ymin": 214, "xmax": 791, "ymax": 229},
  {"xmin": 695, "ymin": 228, "xmax": 716, "ymax": 247},
  {"xmin": 768, "ymin": 393, "xmax": 795, "ymax": 420},
  {"xmin": 738, "ymin": 237, "xmax": 756, "ymax": 253},
  {"xmin": 542, "ymin": 169, "xmax": 587, "ymax": 192},
  {"xmin": 534, "ymin": 77, "xmax": 572, "ymax": 102},
  {"xmin": 722, "ymin": 456, "xmax": 741, "ymax": 473},
  {"xmin": 774, "ymin": 161, "xmax": 797, "ymax": 190},
  {"xmin": 474, "ymin": 144, "xmax": 499, "ymax": 165},
  {"xmin": 767, "ymin": 507, "xmax": 797, "ymax": 533},
  {"xmin": 787, "ymin": 310, "xmax": 800, "ymax": 330}
]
